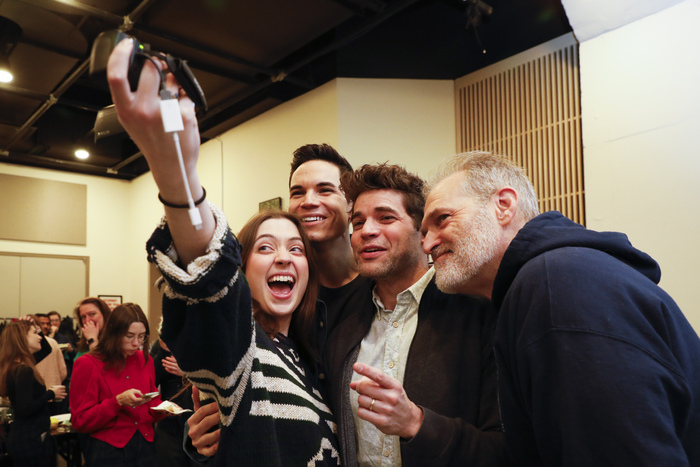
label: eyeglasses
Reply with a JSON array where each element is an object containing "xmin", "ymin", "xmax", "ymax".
[{"xmin": 125, "ymin": 333, "xmax": 148, "ymax": 342}]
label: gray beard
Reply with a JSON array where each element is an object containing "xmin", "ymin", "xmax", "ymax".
[{"xmin": 434, "ymin": 207, "xmax": 499, "ymax": 294}]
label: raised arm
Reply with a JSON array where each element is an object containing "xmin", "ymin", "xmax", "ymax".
[{"xmin": 106, "ymin": 38, "xmax": 214, "ymax": 264}]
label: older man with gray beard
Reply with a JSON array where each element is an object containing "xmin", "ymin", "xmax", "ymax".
[{"xmin": 422, "ymin": 151, "xmax": 700, "ymax": 466}]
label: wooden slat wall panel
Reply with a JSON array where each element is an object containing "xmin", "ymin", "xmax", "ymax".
[{"xmin": 455, "ymin": 34, "xmax": 584, "ymax": 225}]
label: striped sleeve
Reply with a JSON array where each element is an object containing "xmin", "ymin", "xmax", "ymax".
[{"xmin": 146, "ymin": 204, "xmax": 253, "ymax": 426}]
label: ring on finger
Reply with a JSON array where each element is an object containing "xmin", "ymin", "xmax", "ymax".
[{"xmin": 369, "ymin": 398, "xmax": 375, "ymax": 412}]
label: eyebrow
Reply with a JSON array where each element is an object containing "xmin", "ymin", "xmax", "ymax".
[
  {"xmin": 255, "ymin": 233, "xmax": 304, "ymax": 243},
  {"xmin": 352, "ymin": 205, "xmax": 400, "ymax": 221},
  {"xmin": 289, "ymin": 181, "xmax": 337, "ymax": 192}
]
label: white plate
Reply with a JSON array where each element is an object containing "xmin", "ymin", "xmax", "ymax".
[{"xmin": 152, "ymin": 401, "xmax": 191, "ymax": 415}]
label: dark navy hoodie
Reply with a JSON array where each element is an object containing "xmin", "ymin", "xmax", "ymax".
[{"xmin": 493, "ymin": 211, "xmax": 700, "ymax": 466}]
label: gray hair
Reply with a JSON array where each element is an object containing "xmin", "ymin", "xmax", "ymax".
[{"xmin": 427, "ymin": 151, "xmax": 540, "ymax": 222}]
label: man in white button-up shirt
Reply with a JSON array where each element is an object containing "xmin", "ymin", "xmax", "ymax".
[{"xmin": 331, "ymin": 163, "xmax": 508, "ymax": 467}]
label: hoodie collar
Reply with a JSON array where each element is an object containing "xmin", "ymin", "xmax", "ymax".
[{"xmin": 491, "ymin": 211, "xmax": 661, "ymax": 310}]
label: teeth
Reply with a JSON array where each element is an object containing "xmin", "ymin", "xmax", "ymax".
[
  {"xmin": 302, "ymin": 216, "xmax": 323, "ymax": 222},
  {"xmin": 269, "ymin": 275, "xmax": 294, "ymax": 283}
]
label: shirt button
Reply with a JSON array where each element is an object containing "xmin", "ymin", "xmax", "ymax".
[
  {"xmin": 392, "ymin": 322, "xmax": 399, "ymax": 328},
  {"xmin": 319, "ymin": 373, "xmax": 325, "ymax": 380},
  {"xmin": 126, "ymin": 376, "xmax": 129, "ymax": 379},
  {"xmin": 383, "ymin": 451, "xmax": 390, "ymax": 457},
  {"xmin": 319, "ymin": 321, "xmax": 324, "ymax": 328},
  {"xmin": 134, "ymin": 422, "xmax": 138, "ymax": 425},
  {"xmin": 388, "ymin": 361, "xmax": 395, "ymax": 369}
]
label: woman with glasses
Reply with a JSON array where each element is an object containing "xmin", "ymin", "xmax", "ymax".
[{"xmin": 69, "ymin": 303, "xmax": 167, "ymax": 466}]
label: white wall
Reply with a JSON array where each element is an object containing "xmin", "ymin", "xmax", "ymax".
[
  {"xmin": 217, "ymin": 80, "xmax": 340, "ymax": 232},
  {"xmin": 572, "ymin": 0, "xmax": 700, "ymax": 328},
  {"xmin": 0, "ymin": 163, "xmax": 133, "ymax": 309},
  {"xmin": 336, "ymin": 78, "xmax": 457, "ymax": 178}
]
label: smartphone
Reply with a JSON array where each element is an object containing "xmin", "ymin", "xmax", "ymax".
[{"xmin": 143, "ymin": 391, "xmax": 159, "ymax": 399}]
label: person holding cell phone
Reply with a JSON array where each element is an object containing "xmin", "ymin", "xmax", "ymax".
[
  {"xmin": 70, "ymin": 303, "xmax": 168, "ymax": 466},
  {"xmin": 104, "ymin": 37, "xmax": 341, "ymax": 465}
]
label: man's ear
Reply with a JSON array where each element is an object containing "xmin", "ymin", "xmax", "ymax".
[{"xmin": 493, "ymin": 187, "xmax": 518, "ymax": 226}]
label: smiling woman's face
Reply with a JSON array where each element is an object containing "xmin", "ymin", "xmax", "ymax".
[{"xmin": 245, "ymin": 218, "xmax": 309, "ymax": 336}]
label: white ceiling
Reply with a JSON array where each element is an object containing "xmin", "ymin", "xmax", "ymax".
[{"xmin": 561, "ymin": 0, "xmax": 685, "ymax": 42}]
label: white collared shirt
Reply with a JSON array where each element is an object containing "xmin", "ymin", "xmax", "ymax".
[{"xmin": 351, "ymin": 268, "xmax": 435, "ymax": 466}]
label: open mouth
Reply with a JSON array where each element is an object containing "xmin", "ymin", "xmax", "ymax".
[
  {"xmin": 360, "ymin": 245, "xmax": 386, "ymax": 259},
  {"xmin": 301, "ymin": 215, "xmax": 325, "ymax": 224},
  {"xmin": 267, "ymin": 274, "xmax": 296, "ymax": 298}
]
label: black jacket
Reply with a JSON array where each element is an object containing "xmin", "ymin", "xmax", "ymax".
[
  {"xmin": 323, "ymin": 277, "xmax": 509, "ymax": 466},
  {"xmin": 494, "ymin": 211, "xmax": 700, "ymax": 466}
]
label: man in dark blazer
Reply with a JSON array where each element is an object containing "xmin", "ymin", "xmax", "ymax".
[{"xmin": 329, "ymin": 163, "xmax": 509, "ymax": 466}]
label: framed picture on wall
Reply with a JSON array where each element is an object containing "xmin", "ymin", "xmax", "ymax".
[
  {"xmin": 259, "ymin": 197, "xmax": 282, "ymax": 211},
  {"xmin": 98, "ymin": 295, "xmax": 122, "ymax": 310}
]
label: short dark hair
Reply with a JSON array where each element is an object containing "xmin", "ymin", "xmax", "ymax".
[
  {"xmin": 289, "ymin": 144, "xmax": 353, "ymax": 186},
  {"xmin": 35, "ymin": 313, "xmax": 49, "ymax": 319},
  {"xmin": 341, "ymin": 163, "xmax": 425, "ymax": 231},
  {"xmin": 47, "ymin": 311, "xmax": 61, "ymax": 319}
]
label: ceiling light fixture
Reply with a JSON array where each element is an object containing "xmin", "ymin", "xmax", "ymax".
[
  {"xmin": 0, "ymin": 57, "xmax": 12, "ymax": 83},
  {"xmin": 75, "ymin": 149, "xmax": 90, "ymax": 159},
  {"xmin": 0, "ymin": 16, "xmax": 22, "ymax": 84}
]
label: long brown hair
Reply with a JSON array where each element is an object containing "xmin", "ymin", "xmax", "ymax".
[
  {"xmin": 74, "ymin": 297, "xmax": 112, "ymax": 352},
  {"xmin": 93, "ymin": 303, "xmax": 150, "ymax": 371},
  {"xmin": 237, "ymin": 210, "xmax": 319, "ymax": 361},
  {"xmin": 0, "ymin": 321, "xmax": 44, "ymax": 396}
]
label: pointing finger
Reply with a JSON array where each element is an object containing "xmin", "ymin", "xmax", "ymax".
[{"xmin": 353, "ymin": 362, "xmax": 400, "ymax": 390}]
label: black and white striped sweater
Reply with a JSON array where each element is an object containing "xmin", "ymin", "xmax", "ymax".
[{"xmin": 147, "ymin": 205, "xmax": 341, "ymax": 466}]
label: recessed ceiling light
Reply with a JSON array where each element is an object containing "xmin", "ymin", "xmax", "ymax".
[{"xmin": 75, "ymin": 149, "xmax": 89, "ymax": 159}]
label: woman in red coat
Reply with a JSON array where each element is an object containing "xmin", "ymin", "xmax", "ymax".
[{"xmin": 70, "ymin": 303, "xmax": 166, "ymax": 466}]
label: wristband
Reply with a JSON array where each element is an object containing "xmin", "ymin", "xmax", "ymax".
[
  {"xmin": 158, "ymin": 187, "xmax": 206, "ymax": 209},
  {"xmin": 87, "ymin": 338, "xmax": 95, "ymax": 345}
]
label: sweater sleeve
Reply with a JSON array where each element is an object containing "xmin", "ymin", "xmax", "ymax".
[
  {"xmin": 56, "ymin": 343, "xmax": 68, "ymax": 383},
  {"xmin": 146, "ymin": 205, "xmax": 254, "ymax": 428},
  {"xmin": 498, "ymin": 251, "xmax": 695, "ymax": 466},
  {"xmin": 69, "ymin": 355, "xmax": 123, "ymax": 433},
  {"xmin": 10, "ymin": 366, "xmax": 54, "ymax": 418}
]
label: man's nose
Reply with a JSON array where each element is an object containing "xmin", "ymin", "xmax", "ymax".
[
  {"xmin": 359, "ymin": 218, "xmax": 381, "ymax": 238},
  {"xmin": 422, "ymin": 229, "xmax": 440, "ymax": 255},
  {"xmin": 301, "ymin": 191, "xmax": 320, "ymax": 207}
]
